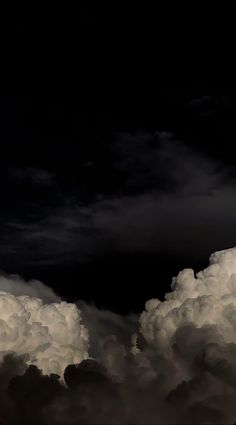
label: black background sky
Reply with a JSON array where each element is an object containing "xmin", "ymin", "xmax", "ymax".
[{"xmin": 2, "ymin": 3, "xmax": 236, "ymax": 313}]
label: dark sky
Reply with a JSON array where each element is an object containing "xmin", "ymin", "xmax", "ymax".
[{"xmin": 2, "ymin": 4, "xmax": 236, "ymax": 313}]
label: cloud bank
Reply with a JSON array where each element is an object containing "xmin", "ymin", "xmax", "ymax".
[{"xmin": 2, "ymin": 248, "xmax": 236, "ymax": 422}]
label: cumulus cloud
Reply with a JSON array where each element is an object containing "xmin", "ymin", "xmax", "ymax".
[
  {"xmin": 0, "ymin": 273, "xmax": 89, "ymax": 377},
  {"xmin": 140, "ymin": 248, "xmax": 236, "ymax": 351},
  {"xmin": 0, "ymin": 293, "xmax": 89, "ymax": 376},
  {"xmin": 0, "ymin": 272, "xmax": 59, "ymax": 302},
  {"xmin": 1, "ymin": 248, "xmax": 236, "ymax": 422},
  {"xmin": 136, "ymin": 247, "xmax": 236, "ymax": 423}
]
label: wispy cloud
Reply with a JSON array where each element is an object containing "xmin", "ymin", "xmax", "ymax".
[
  {"xmin": 10, "ymin": 166, "xmax": 55, "ymax": 185},
  {"xmin": 2, "ymin": 133, "xmax": 236, "ymax": 266}
]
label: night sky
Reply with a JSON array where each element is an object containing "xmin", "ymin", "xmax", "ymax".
[
  {"xmin": 2, "ymin": 4, "xmax": 236, "ymax": 424},
  {"xmin": 2, "ymin": 4, "xmax": 236, "ymax": 315}
]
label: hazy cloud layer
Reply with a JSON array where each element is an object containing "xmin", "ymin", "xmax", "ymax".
[{"xmin": 2, "ymin": 133, "xmax": 236, "ymax": 266}]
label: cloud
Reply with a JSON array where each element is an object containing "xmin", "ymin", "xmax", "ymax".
[
  {"xmin": 140, "ymin": 248, "xmax": 236, "ymax": 350},
  {"xmin": 111, "ymin": 131, "xmax": 221, "ymax": 193},
  {"xmin": 78, "ymin": 301, "xmax": 137, "ymax": 377},
  {"xmin": 2, "ymin": 133, "xmax": 236, "ymax": 268},
  {"xmin": 0, "ymin": 271, "xmax": 59, "ymax": 302},
  {"xmin": 0, "ymin": 277, "xmax": 89, "ymax": 376},
  {"xmin": 189, "ymin": 94, "xmax": 230, "ymax": 116},
  {"xmin": 3, "ymin": 205, "xmax": 107, "ymax": 265},
  {"xmin": 73, "ymin": 135, "xmax": 236, "ymax": 261},
  {"xmin": 2, "ymin": 249, "xmax": 236, "ymax": 422},
  {"xmin": 10, "ymin": 167, "xmax": 55, "ymax": 185}
]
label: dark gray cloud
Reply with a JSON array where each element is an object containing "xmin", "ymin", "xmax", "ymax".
[
  {"xmin": 2, "ymin": 205, "xmax": 109, "ymax": 265},
  {"xmin": 0, "ymin": 328, "xmax": 235, "ymax": 423},
  {"xmin": 10, "ymin": 167, "xmax": 55, "ymax": 186},
  {"xmin": 112, "ymin": 131, "xmax": 226, "ymax": 194},
  {"xmin": 2, "ymin": 133, "xmax": 236, "ymax": 267},
  {"xmin": 78, "ymin": 301, "xmax": 137, "ymax": 377},
  {"xmin": 189, "ymin": 94, "xmax": 230, "ymax": 115}
]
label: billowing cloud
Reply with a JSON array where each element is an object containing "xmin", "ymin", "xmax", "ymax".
[
  {"xmin": 1, "ymin": 249, "xmax": 236, "ymax": 422},
  {"xmin": 140, "ymin": 248, "xmax": 236, "ymax": 350},
  {"xmin": 0, "ymin": 272, "xmax": 59, "ymax": 302},
  {"xmin": 0, "ymin": 273, "xmax": 89, "ymax": 377}
]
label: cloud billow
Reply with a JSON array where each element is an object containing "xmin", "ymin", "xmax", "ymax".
[{"xmin": 0, "ymin": 248, "xmax": 236, "ymax": 422}]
